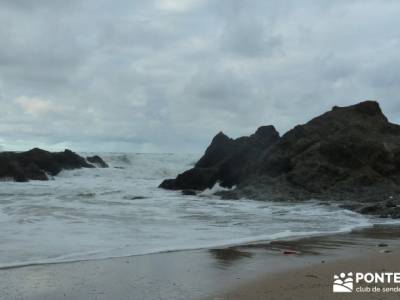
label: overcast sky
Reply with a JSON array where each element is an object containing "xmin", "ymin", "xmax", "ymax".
[{"xmin": 1, "ymin": 0, "xmax": 400, "ymax": 153}]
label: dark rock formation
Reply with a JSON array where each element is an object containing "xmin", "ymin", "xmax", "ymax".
[
  {"xmin": 245, "ymin": 101, "xmax": 400, "ymax": 201},
  {"xmin": 87, "ymin": 155, "xmax": 109, "ymax": 168},
  {"xmin": 159, "ymin": 168, "xmax": 219, "ymax": 190},
  {"xmin": 0, "ymin": 148, "xmax": 103, "ymax": 182},
  {"xmin": 160, "ymin": 101, "xmax": 400, "ymax": 218},
  {"xmin": 159, "ymin": 125, "xmax": 279, "ymax": 190}
]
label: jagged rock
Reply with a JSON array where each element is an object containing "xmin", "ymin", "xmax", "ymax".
[
  {"xmin": 0, "ymin": 148, "xmax": 102, "ymax": 182},
  {"xmin": 159, "ymin": 179, "xmax": 177, "ymax": 189},
  {"xmin": 160, "ymin": 167, "xmax": 219, "ymax": 190},
  {"xmin": 160, "ymin": 100, "xmax": 400, "ymax": 218},
  {"xmin": 0, "ymin": 159, "xmax": 30, "ymax": 182},
  {"xmin": 255, "ymin": 101, "xmax": 400, "ymax": 195},
  {"xmin": 159, "ymin": 125, "xmax": 279, "ymax": 190},
  {"xmin": 24, "ymin": 162, "xmax": 49, "ymax": 181},
  {"xmin": 87, "ymin": 155, "xmax": 109, "ymax": 168}
]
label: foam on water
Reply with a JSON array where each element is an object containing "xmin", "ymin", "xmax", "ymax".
[{"xmin": 0, "ymin": 153, "xmax": 396, "ymax": 268}]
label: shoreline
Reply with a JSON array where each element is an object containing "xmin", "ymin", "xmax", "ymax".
[
  {"xmin": 1, "ymin": 224, "xmax": 400, "ymax": 299},
  {"xmin": 0, "ymin": 218, "xmax": 395, "ymax": 271}
]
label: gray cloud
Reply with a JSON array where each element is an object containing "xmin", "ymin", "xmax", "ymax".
[{"xmin": 1, "ymin": 0, "xmax": 400, "ymax": 152}]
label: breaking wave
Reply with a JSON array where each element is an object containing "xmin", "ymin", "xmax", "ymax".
[{"xmin": 0, "ymin": 153, "xmax": 397, "ymax": 269}]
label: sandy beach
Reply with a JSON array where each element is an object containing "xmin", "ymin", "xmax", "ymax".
[
  {"xmin": 207, "ymin": 250, "xmax": 400, "ymax": 300},
  {"xmin": 0, "ymin": 224, "xmax": 399, "ymax": 300}
]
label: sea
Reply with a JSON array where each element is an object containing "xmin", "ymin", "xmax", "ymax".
[{"xmin": 0, "ymin": 153, "xmax": 396, "ymax": 268}]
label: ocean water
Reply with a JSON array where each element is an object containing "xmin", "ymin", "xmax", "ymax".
[{"xmin": 0, "ymin": 153, "xmax": 394, "ymax": 268}]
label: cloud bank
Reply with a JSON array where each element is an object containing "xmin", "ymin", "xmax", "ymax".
[{"xmin": 1, "ymin": 0, "xmax": 400, "ymax": 152}]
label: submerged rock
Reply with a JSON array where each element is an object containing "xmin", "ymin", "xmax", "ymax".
[
  {"xmin": 0, "ymin": 148, "xmax": 104, "ymax": 182},
  {"xmin": 160, "ymin": 100, "xmax": 400, "ymax": 218},
  {"xmin": 123, "ymin": 195, "xmax": 147, "ymax": 200}
]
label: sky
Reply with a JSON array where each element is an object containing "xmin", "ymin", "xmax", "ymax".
[{"xmin": 1, "ymin": 0, "xmax": 400, "ymax": 153}]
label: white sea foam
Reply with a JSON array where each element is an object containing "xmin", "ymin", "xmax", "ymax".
[
  {"xmin": 0, "ymin": 153, "xmax": 397, "ymax": 268},
  {"xmin": 199, "ymin": 182, "xmax": 235, "ymax": 196}
]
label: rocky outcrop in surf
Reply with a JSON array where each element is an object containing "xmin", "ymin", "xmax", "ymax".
[
  {"xmin": 0, "ymin": 148, "xmax": 107, "ymax": 182},
  {"xmin": 87, "ymin": 155, "xmax": 109, "ymax": 168},
  {"xmin": 160, "ymin": 125, "xmax": 279, "ymax": 190},
  {"xmin": 160, "ymin": 101, "xmax": 400, "ymax": 218}
]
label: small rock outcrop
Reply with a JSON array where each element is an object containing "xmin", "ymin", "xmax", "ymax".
[
  {"xmin": 0, "ymin": 148, "xmax": 105, "ymax": 182},
  {"xmin": 87, "ymin": 155, "xmax": 109, "ymax": 168},
  {"xmin": 160, "ymin": 101, "xmax": 400, "ymax": 218}
]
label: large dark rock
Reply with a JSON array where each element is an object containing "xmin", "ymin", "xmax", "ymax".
[
  {"xmin": 160, "ymin": 167, "xmax": 219, "ymax": 190},
  {"xmin": 159, "ymin": 125, "xmax": 280, "ymax": 190},
  {"xmin": 255, "ymin": 101, "xmax": 400, "ymax": 195},
  {"xmin": 160, "ymin": 100, "xmax": 400, "ymax": 218},
  {"xmin": 0, "ymin": 148, "xmax": 102, "ymax": 182}
]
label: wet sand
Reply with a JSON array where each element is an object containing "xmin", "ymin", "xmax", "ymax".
[
  {"xmin": 1, "ymin": 225, "xmax": 400, "ymax": 300},
  {"xmin": 207, "ymin": 251, "xmax": 400, "ymax": 300}
]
